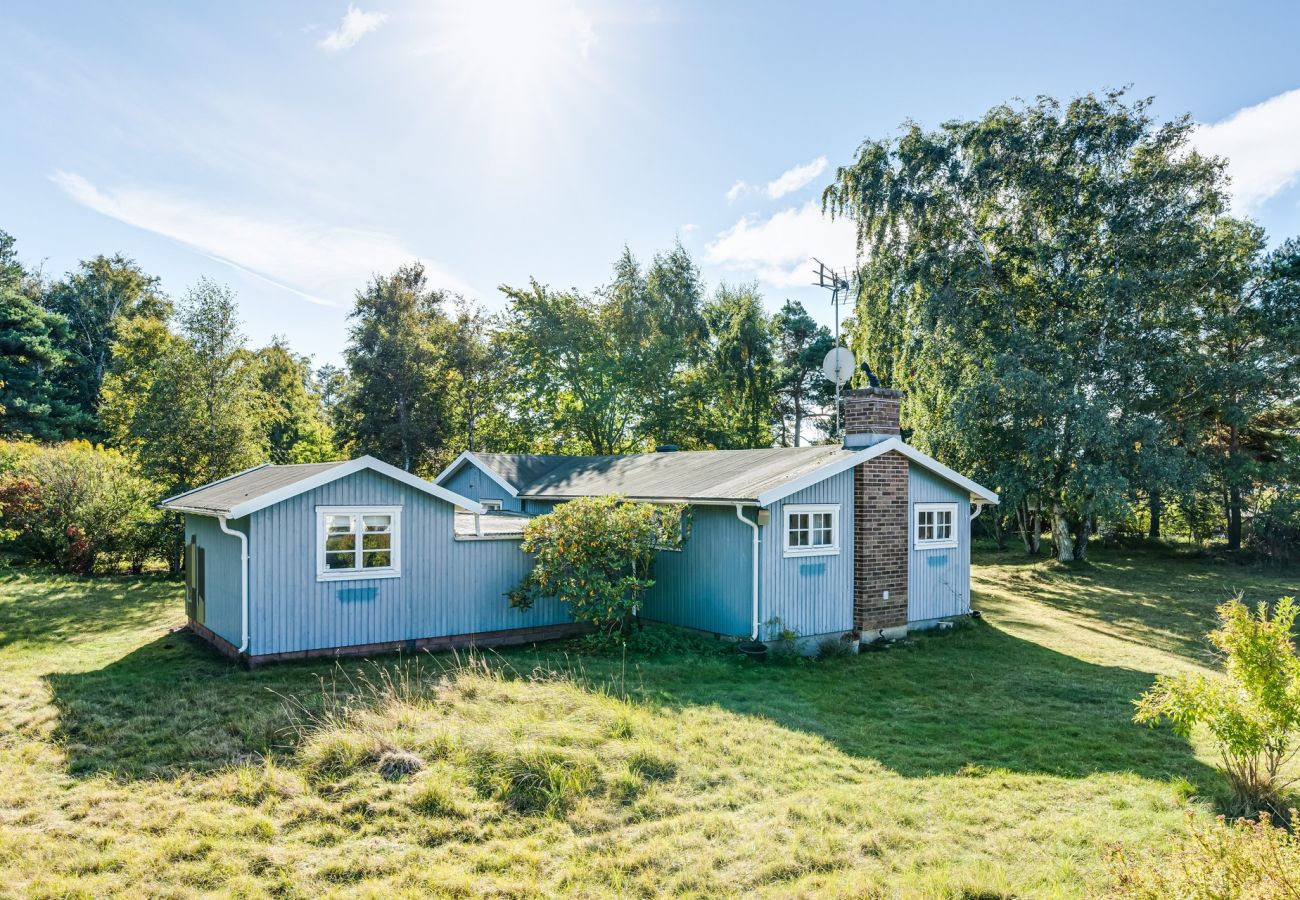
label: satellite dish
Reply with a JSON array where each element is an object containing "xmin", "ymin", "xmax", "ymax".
[{"xmin": 821, "ymin": 346, "xmax": 855, "ymax": 386}]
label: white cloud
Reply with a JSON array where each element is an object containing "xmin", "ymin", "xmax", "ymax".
[
  {"xmin": 51, "ymin": 171, "xmax": 470, "ymax": 306},
  {"xmin": 765, "ymin": 156, "xmax": 827, "ymax": 199},
  {"xmin": 319, "ymin": 4, "xmax": 388, "ymax": 52},
  {"xmin": 725, "ymin": 180, "xmax": 748, "ymax": 203},
  {"xmin": 568, "ymin": 6, "xmax": 597, "ymax": 59},
  {"xmin": 1193, "ymin": 87, "xmax": 1300, "ymax": 214},
  {"xmin": 679, "ymin": 223, "xmax": 698, "ymax": 234},
  {"xmin": 705, "ymin": 199, "xmax": 858, "ymax": 288}
]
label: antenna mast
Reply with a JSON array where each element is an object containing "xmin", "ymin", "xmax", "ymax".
[{"xmin": 812, "ymin": 258, "xmax": 854, "ymax": 436}]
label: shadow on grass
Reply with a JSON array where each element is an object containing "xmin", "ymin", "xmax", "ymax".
[
  {"xmin": 45, "ymin": 619, "xmax": 1221, "ymax": 797},
  {"xmin": 0, "ymin": 569, "xmax": 180, "ymax": 650}
]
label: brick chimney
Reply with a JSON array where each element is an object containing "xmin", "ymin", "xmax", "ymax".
[
  {"xmin": 846, "ymin": 386, "xmax": 910, "ymax": 640},
  {"xmin": 842, "ymin": 387, "xmax": 903, "ymax": 448}
]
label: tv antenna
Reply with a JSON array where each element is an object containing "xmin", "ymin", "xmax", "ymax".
[{"xmin": 812, "ymin": 258, "xmax": 855, "ymax": 437}]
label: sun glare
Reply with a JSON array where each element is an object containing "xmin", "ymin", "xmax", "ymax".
[{"xmin": 430, "ymin": 0, "xmax": 597, "ymax": 125}]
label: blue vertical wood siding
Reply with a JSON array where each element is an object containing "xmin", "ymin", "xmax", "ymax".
[
  {"xmin": 640, "ymin": 505, "xmax": 752, "ymax": 636},
  {"xmin": 440, "ymin": 461, "xmax": 523, "ymax": 511},
  {"xmin": 907, "ymin": 467, "xmax": 971, "ymax": 622},
  {"xmin": 246, "ymin": 469, "xmax": 567, "ymax": 656},
  {"xmin": 760, "ymin": 471, "xmax": 855, "ymax": 638},
  {"xmin": 185, "ymin": 513, "xmax": 248, "ymax": 647}
]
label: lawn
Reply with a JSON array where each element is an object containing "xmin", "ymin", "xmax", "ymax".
[{"xmin": 0, "ymin": 546, "xmax": 1295, "ymax": 898}]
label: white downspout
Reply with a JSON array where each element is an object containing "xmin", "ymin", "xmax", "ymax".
[
  {"xmin": 735, "ymin": 504, "xmax": 760, "ymax": 640},
  {"xmin": 217, "ymin": 516, "xmax": 250, "ymax": 655},
  {"xmin": 970, "ymin": 502, "xmax": 985, "ymax": 522}
]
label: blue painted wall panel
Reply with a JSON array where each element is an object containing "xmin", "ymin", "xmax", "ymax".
[
  {"xmin": 907, "ymin": 466, "xmax": 971, "ymax": 621},
  {"xmin": 246, "ymin": 469, "xmax": 567, "ymax": 656},
  {"xmin": 760, "ymin": 471, "xmax": 855, "ymax": 638},
  {"xmin": 185, "ymin": 513, "xmax": 248, "ymax": 647},
  {"xmin": 640, "ymin": 505, "xmax": 752, "ymax": 636},
  {"xmin": 440, "ymin": 461, "xmax": 522, "ymax": 512}
]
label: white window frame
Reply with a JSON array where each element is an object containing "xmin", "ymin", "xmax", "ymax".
[
  {"xmin": 914, "ymin": 502, "xmax": 958, "ymax": 549},
  {"xmin": 782, "ymin": 503, "xmax": 840, "ymax": 558},
  {"xmin": 480, "ymin": 499, "xmax": 504, "ymax": 511},
  {"xmin": 316, "ymin": 505, "xmax": 402, "ymax": 581}
]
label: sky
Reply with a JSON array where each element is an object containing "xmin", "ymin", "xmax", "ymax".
[{"xmin": 3, "ymin": 0, "xmax": 1300, "ymax": 367}]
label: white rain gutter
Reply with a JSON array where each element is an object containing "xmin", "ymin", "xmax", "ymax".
[
  {"xmin": 217, "ymin": 516, "xmax": 250, "ymax": 655},
  {"xmin": 970, "ymin": 502, "xmax": 986, "ymax": 522},
  {"xmin": 735, "ymin": 504, "xmax": 760, "ymax": 640}
]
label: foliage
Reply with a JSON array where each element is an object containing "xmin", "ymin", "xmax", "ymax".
[
  {"xmin": 1107, "ymin": 808, "xmax": 1300, "ymax": 899},
  {"xmin": 702, "ymin": 282, "xmax": 778, "ymax": 448},
  {"xmin": 824, "ymin": 90, "xmax": 1254, "ymax": 560},
  {"xmin": 508, "ymin": 495, "xmax": 686, "ymax": 639},
  {"xmin": 1135, "ymin": 595, "xmax": 1300, "ymax": 816},
  {"xmin": 1250, "ymin": 492, "xmax": 1300, "ymax": 565},
  {"xmin": 102, "ymin": 279, "xmax": 268, "ymax": 493},
  {"xmin": 254, "ymin": 337, "xmax": 336, "ymax": 464},
  {"xmin": 40, "ymin": 252, "xmax": 171, "ymax": 436},
  {"xmin": 334, "ymin": 263, "xmax": 457, "ymax": 473},
  {"xmin": 0, "ymin": 440, "xmax": 166, "ymax": 573},
  {"xmin": 0, "ymin": 231, "xmax": 90, "ymax": 440},
  {"xmin": 773, "ymin": 299, "xmax": 835, "ymax": 445}
]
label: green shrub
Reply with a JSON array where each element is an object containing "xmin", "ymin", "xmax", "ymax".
[
  {"xmin": 508, "ymin": 495, "xmax": 686, "ymax": 642},
  {"xmin": 1134, "ymin": 596, "xmax": 1300, "ymax": 815},
  {"xmin": 1249, "ymin": 493, "xmax": 1300, "ymax": 565},
  {"xmin": 0, "ymin": 440, "xmax": 167, "ymax": 573},
  {"xmin": 1108, "ymin": 809, "xmax": 1300, "ymax": 898}
]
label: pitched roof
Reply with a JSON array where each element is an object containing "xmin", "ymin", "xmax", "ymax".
[
  {"xmin": 162, "ymin": 456, "xmax": 485, "ymax": 518},
  {"xmin": 440, "ymin": 443, "xmax": 998, "ymax": 506}
]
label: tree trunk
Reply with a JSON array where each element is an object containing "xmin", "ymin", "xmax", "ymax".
[
  {"xmin": 1073, "ymin": 517, "xmax": 1090, "ymax": 561},
  {"xmin": 1227, "ymin": 423, "xmax": 1242, "ymax": 551},
  {"xmin": 793, "ymin": 388, "xmax": 803, "ymax": 447},
  {"xmin": 1017, "ymin": 499, "xmax": 1041, "ymax": 555},
  {"xmin": 1148, "ymin": 490, "xmax": 1161, "ymax": 539},
  {"xmin": 1052, "ymin": 503, "xmax": 1074, "ymax": 562}
]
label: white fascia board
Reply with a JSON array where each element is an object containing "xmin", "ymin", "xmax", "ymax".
[
  {"xmin": 225, "ymin": 456, "xmax": 487, "ymax": 519},
  {"xmin": 432, "ymin": 450, "xmax": 520, "ymax": 498},
  {"xmin": 159, "ymin": 462, "xmax": 273, "ymax": 509},
  {"xmin": 754, "ymin": 438, "xmax": 999, "ymax": 507}
]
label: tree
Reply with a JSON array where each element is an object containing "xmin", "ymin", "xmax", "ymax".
[
  {"xmin": 41, "ymin": 253, "xmax": 171, "ymax": 432},
  {"xmin": 336, "ymin": 264, "xmax": 454, "ymax": 473},
  {"xmin": 255, "ymin": 337, "xmax": 336, "ymax": 464},
  {"xmin": 0, "ymin": 232, "xmax": 89, "ymax": 440},
  {"xmin": 1184, "ymin": 225, "xmax": 1300, "ymax": 551},
  {"xmin": 500, "ymin": 280, "xmax": 643, "ymax": 454},
  {"xmin": 772, "ymin": 300, "xmax": 834, "ymax": 445},
  {"xmin": 702, "ymin": 283, "xmax": 778, "ymax": 448},
  {"xmin": 1135, "ymin": 595, "xmax": 1300, "ymax": 816},
  {"xmin": 825, "ymin": 90, "xmax": 1227, "ymax": 559},
  {"xmin": 444, "ymin": 301, "xmax": 530, "ymax": 456},
  {"xmin": 507, "ymin": 495, "xmax": 686, "ymax": 640},
  {"xmin": 102, "ymin": 279, "xmax": 267, "ymax": 500}
]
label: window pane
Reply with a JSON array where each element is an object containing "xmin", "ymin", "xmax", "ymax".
[
  {"xmin": 326, "ymin": 514, "xmax": 355, "ymax": 534},
  {"xmin": 325, "ymin": 551, "xmax": 355, "ymax": 570},
  {"xmin": 325, "ymin": 533, "xmax": 356, "ymax": 553},
  {"xmin": 814, "ymin": 526, "xmax": 832, "ymax": 546},
  {"xmin": 362, "ymin": 515, "xmax": 391, "ymax": 532},
  {"xmin": 362, "ymin": 532, "xmax": 391, "ymax": 551},
  {"xmin": 362, "ymin": 550, "xmax": 392, "ymax": 568}
]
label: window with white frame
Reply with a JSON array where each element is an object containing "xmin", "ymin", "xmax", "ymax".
[
  {"xmin": 480, "ymin": 499, "xmax": 504, "ymax": 511},
  {"xmin": 783, "ymin": 504, "xmax": 839, "ymax": 557},
  {"xmin": 317, "ymin": 506, "xmax": 401, "ymax": 580},
  {"xmin": 914, "ymin": 502, "xmax": 958, "ymax": 549}
]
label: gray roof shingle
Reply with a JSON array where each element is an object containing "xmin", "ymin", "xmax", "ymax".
[
  {"xmin": 161, "ymin": 461, "xmax": 347, "ymax": 515},
  {"xmin": 472, "ymin": 446, "xmax": 857, "ymax": 503}
]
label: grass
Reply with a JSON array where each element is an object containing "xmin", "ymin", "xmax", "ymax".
[{"xmin": 0, "ymin": 546, "xmax": 1295, "ymax": 897}]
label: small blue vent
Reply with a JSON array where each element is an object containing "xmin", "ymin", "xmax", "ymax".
[
  {"xmin": 337, "ymin": 586, "xmax": 378, "ymax": 603},
  {"xmin": 799, "ymin": 562, "xmax": 827, "ymax": 577}
]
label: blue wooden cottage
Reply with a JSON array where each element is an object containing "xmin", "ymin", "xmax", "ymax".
[{"xmin": 163, "ymin": 388, "xmax": 997, "ymax": 664}]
